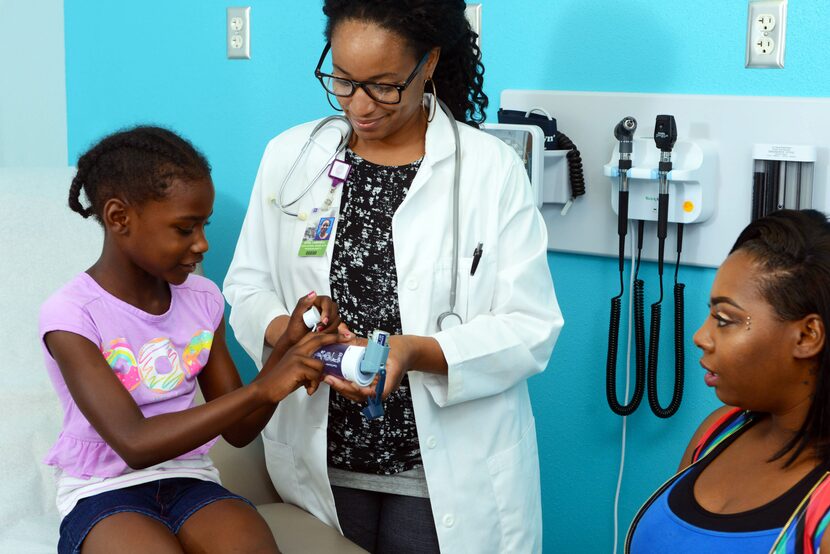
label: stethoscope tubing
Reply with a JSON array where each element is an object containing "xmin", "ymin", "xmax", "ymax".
[
  {"xmin": 277, "ymin": 97, "xmax": 463, "ymax": 332},
  {"xmin": 277, "ymin": 116, "xmax": 353, "ymax": 217}
]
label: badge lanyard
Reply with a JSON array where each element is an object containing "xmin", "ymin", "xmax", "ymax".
[
  {"xmin": 298, "ymin": 159, "xmax": 351, "ymax": 257},
  {"xmin": 287, "ymin": 98, "xmax": 464, "ymax": 331}
]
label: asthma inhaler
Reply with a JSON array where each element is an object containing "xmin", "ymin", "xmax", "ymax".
[
  {"xmin": 312, "ymin": 330, "xmax": 390, "ymax": 387},
  {"xmin": 303, "ymin": 306, "xmax": 321, "ymax": 329}
]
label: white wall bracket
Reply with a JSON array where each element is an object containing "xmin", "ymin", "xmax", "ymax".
[
  {"xmin": 604, "ymin": 138, "xmax": 717, "ymax": 225},
  {"xmin": 499, "ymin": 90, "xmax": 830, "ymax": 268}
]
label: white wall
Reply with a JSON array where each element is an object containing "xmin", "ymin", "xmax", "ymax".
[{"xmin": 0, "ymin": 0, "xmax": 67, "ymax": 167}]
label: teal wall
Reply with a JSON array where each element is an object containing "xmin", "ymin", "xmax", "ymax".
[{"xmin": 64, "ymin": 1, "xmax": 830, "ymax": 551}]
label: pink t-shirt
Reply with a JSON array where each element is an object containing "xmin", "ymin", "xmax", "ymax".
[{"xmin": 39, "ymin": 273, "xmax": 224, "ymax": 479}]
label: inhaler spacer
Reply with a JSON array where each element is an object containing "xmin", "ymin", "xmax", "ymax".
[
  {"xmin": 311, "ymin": 327, "xmax": 391, "ymax": 420},
  {"xmin": 313, "ymin": 330, "xmax": 390, "ymax": 386},
  {"xmin": 313, "ymin": 343, "xmax": 375, "ymax": 386}
]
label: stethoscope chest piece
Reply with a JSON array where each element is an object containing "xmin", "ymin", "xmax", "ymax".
[{"xmin": 437, "ymin": 311, "xmax": 463, "ymax": 331}]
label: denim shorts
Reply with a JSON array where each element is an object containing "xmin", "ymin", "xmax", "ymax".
[{"xmin": 58, "ymin": 477, "xmax": 253, "ymax": 554}]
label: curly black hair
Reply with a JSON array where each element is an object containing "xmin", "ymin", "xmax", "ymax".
[
  {"xmin": 69, "ymin": 126, "xmax": 211, "ymax": 224},
  {"xmin": 322, "ymin": 0, "xmax": 488, "ymax": 126},
  {"xmin": 731, "ymin": 209, "xmax": 830, "ymax": 465}
]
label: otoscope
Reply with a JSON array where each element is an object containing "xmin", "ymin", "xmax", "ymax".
[
  {"xmin": 654, "ymin": 115, "xmax": 677, "ymax": 279},
  {"xmin": 615, "ymin": 117, "xmax": 637, "ymax": 272},
  {"xmin": 646, "ymin": 115, "xmax": 685, "ymax": 418},
  {"xmin": 606, "ymin": 117, "xmax": 646, "ymax": 416}
]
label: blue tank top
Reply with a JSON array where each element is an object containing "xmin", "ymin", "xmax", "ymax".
[
  {"xmin": 628, "ymin": 412, "xmax": 828, "ymax": 553},
  {"xmin": 628, "ymin": 478, "xmax": 781, "ymax": 553}
]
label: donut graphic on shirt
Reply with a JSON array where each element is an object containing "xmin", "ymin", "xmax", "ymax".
[
  {"xmin": 182, "ymin": 330, "xmax": 213, "ymax": 379},
  {"xmin": 102, "ymin": 339, "xmax": 140, "ymax": 391},
  {"xmin": 137, "ymin": 338, "xmax": 185, "ymax": 393}
]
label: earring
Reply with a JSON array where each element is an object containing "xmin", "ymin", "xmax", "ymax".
[
  {"xmin": 423, "ymin": 78, "xmax": 437, "ymax": 123},
  {"xmin": 745, "ymin": 316, "xmax": 751, "ymax": 331}
]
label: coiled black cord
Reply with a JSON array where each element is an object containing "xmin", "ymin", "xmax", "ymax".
[
  {"xmin": 556, "ymin": 131, "xmax": 585, "ymax": 199},
  {"xmin": 633, "ymin": 221, "xmax": 647, "ymax": 409},
  {"xmin": 647, "ymin": 224, "xmax": 685, "ymax": 418},
  {"xmin": 606, "ymin": 221, "xmax": 646, "ymax": 415}
]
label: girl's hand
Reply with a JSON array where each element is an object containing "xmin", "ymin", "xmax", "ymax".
[
  {"xmin": 282, "ymin": 291, "xmax": 342, "ymax": 346},
  {"xmin": 259, "ymin": 331, "xmax": 344, "ymax": 403}
]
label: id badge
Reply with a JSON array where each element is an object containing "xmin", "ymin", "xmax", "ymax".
[{"xmin": 298, "ymin": 208, "xmax": 336, "ymax": 257}]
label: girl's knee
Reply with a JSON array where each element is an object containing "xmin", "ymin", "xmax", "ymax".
[{"xmin": 177, "ymin": 499, "xmax": 279, "ymax": 553}]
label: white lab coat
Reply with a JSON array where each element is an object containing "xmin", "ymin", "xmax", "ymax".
[{"xmin": 224, "ymin": 103, "xmax": 563, "ymax": 553}]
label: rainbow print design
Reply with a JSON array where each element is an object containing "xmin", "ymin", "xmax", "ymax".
[
  {"xmin": 102, "ymin": 338, "xmax": 140, "ymax": 391},
  {"xmin": 137, "ymin": 338, "xmax": 185, "ymax": 393},
  {"xmin": 182, "ymin": 330, "xmax": 213, "ymax": 379}
]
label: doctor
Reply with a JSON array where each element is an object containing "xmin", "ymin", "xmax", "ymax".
[{"xmin": 224, "ymin": 1, "xmax": 563, "ymax": 552}]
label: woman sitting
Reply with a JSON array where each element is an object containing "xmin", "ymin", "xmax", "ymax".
[{"xmin": 628, "ymin": 209, "xmax": 830, "ymax": 553}]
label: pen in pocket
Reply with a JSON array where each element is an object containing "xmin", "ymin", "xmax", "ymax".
[{"xmin": 470, "ymin": 243, "xmax": 484, "ymax": 276}]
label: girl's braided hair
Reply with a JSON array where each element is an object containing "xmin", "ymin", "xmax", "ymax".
[{"xmin": 69, "ymin": 126, "xmax": 211, "ymax": 223}]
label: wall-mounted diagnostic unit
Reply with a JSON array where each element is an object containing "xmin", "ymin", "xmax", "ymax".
[
  {"xmin": 480, "ymin": 122, "xmax": 546, "ymax": 207},
  {"xmin": 498, "ymin": 90, "xmax": 830, "ymax": 269},
  {"xmin": 603, "ymin": 138, "xmax": 716, "ymax": 226},
  {"xmin": 751, "ymin": 143, "xmax": 815, "ymax": 220}
]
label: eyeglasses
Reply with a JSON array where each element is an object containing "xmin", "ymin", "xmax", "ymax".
[{"xmin": 314, "ymin": 42, "xmax": 429, "ymax": 105}]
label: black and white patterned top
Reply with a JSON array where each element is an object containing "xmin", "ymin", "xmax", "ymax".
[{"xmin": 327, "ymin": 149, "xmax": 423, "ymax": 475}]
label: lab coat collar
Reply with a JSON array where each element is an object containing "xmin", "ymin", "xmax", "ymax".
[
  {"xmin": 403, "ymin": 94, "xmax": 458, "ymax": 203},
  {"xmin": 303, "ymin": 95, "xmax": 457, "ymax": 176},
  {"xmin": 423, "ymin": 93, "xmax": 458, "ymax": 168},
  {"xmin": 300, "ymin": 97, "xmax": 458, "ymax": 209}
]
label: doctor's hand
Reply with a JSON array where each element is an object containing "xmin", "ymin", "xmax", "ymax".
[{"xmin": 323, "ymin": 333, "xmax": 412, "ymax": 403}]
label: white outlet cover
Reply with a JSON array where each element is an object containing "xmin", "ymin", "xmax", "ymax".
[
  {"xmin": 745, "ymin": 0, "xmax": 786, "ymax": 68},
  {"xmin": 227, "ymin": 7, "xmax": 251, "ymax": 60},
  {"xmin": 465, "ymin": 3, "xmax": 481, "ymax": 47}
]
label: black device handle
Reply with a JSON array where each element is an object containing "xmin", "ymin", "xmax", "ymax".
[
  {"xmin": 657, "ymin": 192, "xmax": 669, "ymax": 276},
  {"xmin": 606, "ymin": 116, "xmax": 644, "ymax": 416}
]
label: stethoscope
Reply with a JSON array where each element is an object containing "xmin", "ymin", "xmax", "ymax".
[{"xmin": 276, "ymin": 97, "xmax": 464, "ymax": 332}]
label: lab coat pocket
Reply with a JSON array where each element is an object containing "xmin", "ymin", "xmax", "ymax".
[
  {"xmin": 432, "ymin": 256, "xmax": 473, "ymax": 324},
  {"xmin": 486, "ymin": 418, "xmax": 542, "ymax": 553},
  {"xmin": 467, "ymin": 256, "xmax": 496, "ymax": 318},
  {"xmin": 261, "ymin": 436, "xmax": 302, "ymax": 506}
]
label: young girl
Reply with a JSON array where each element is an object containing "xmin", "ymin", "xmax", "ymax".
[{"xmin": 41, "ymin": 126, "xmax": 343, "ymax": 554}]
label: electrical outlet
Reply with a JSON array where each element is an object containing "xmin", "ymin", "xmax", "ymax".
[
  {"xmin": 754, "ymin": 36, "xmax": 775, "ymax": 55},
  {"xmin": 465, "ymin": 3, "xmax": 481, "ymax": 47},
  {"xmin": 227, "ymin": 7, "xmax": 250, "ymax": 60},
  {"xmin": 745, "ymin": 0, "xmax": 786, "ymax": 68},
  {"xmin": 757, "ymin": 14, "xmax": 775, "ymax": 32}
]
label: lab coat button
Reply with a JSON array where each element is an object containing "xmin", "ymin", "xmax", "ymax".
[
  {"xmin": 426, "ymin": 436, "xmax": 437, "ymax": 449},
  {"xmin": 406, "ymin": 277, "xmax": 419, "ymax": 290},
  {"xmin": 443, "ymin": 514, "xmax": 455, "ymax": 528}
]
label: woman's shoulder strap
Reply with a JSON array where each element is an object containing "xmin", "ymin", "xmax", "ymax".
[
  {"xmin": 769, "ymin": 471, "xmax": 830, "ymax": 553},
  {"xmin": 691, "ymin": 407, "xmax": 752, "ymax": 463}
]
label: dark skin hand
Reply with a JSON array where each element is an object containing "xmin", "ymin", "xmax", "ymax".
[
  {"xmin": 324, "ymin": 333, "xmax": 447, "ymax": 403},
  {"xmin": 214, "ymin": 292, "xmax": 342, "ymax": 446},
  {"xmin": 45, "ymin": 294, "xmax": 346, "ymax": 470},
  {"xmin": 265, "ymin": 291, "xmax": 342, "ymax": 348}
]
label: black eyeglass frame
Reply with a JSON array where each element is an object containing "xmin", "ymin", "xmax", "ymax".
[{"xmin": 314, "ymin": 42, "xmax": 430, "ymax": 105}]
